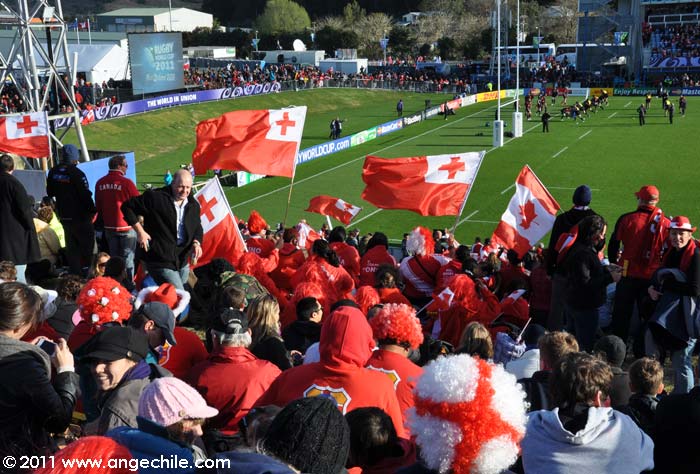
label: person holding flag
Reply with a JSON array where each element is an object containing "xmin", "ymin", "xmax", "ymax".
[{"xmin": 562, "ymin": 215, "xmax": 622, "ymax": 351}]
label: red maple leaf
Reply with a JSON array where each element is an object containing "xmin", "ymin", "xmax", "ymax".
[{"xmin": 519, "ymin": 200, "xmax": 538, "ymax": 230}]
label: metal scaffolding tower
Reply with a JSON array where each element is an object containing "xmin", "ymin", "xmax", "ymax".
[{"xmin": 0, "ymin": 0, "xmax": 89, "ymax": 168}]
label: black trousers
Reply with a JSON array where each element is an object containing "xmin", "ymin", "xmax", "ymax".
[
  {"xmin": 611, "ymin": 276, "xmax": 651, "ymax": 357},
  {"xmin": 61, "ymin": 218, "xmax": 96, "ymax": 276}
]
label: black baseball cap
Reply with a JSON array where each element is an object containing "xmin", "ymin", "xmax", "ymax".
[
  {"xmin": 76, "ymin": 326, "xmax": 149, "ymax": 362},
  {"xmin": 136, "ymin": 302, "xmax": 177, "ymax": 345},
  {"xmin": 211, "ymin": 308, "xmax": 249, "ymax": 335}
]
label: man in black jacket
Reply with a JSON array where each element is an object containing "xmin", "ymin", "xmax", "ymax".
[
  {"xmin": 46, "ymin": 144, "xmax": 97, "ymax": 276},
  {"xmin": 0, "ymin": 155, "xmax": 40, "ymax": 283},
  {"xmin": 122, "ymin": 169, "xmax": 202, "ymax": 290},
  {"xmin": 562, "ymin": 215, "xmax": 621, "ymax": 351},
  {"xmin": 546, "ymin": 185, "xmax": 598, "ymax": 331}
]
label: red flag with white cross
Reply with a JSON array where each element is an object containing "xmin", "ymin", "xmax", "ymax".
[
  {"xmin": 192, "ymin": 106, "xmax": 306, "ymax": 178},
  {"xmin": 306, "ymin": 195, "xmax": 362, "ymax": 225},
  {"xmin": 194, "ymin": 176, "xmax": 246, "ymax": 267},
  {"xmin": 361, "ymin": 151, "xmax": 485, "ymax": 216},
  {"xmin": 491, "ymin": 165, "xmax": 560, "ymax": 258},
  {"xmin": 0, "ymin": 112, "xmax": 50, "ymax": 158}
]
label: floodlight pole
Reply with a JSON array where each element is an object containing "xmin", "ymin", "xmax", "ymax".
[
  {"xmin": 512, "ymin": 0, "xmax": 523, "ymax": 137},
  {"xmin": 493, "ymin": 0, "xmax": 504, "ymax": 147}
]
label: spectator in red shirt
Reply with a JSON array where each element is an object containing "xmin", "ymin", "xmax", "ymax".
[
  {"xmin": 95, "ymin": 155, "xmax": 139, "ymax": 283},
  {"xmin": 270, "ymin": 228, "xmax": 306, "ymax": 293},
  {"xmin": 366, "ymin": 304, "xmax": 424, "ymax": 432},
  {"xmin": 187, "ymin": 308, "xmax": 280, "ymax": 434},
  {"xmin": 255, "ymin": 304, "xmax": 406, "ymax": 438},
  {"xmin": 359, "ymin": 232, "xmax": 397, "ymax": 287},
  {"xmin": 329, "ymin": 226, "xmax": 361, "ymax": 286},
  {"xmin": 246, "ymin": 210, "xmax": 275, "ymax": 258}
]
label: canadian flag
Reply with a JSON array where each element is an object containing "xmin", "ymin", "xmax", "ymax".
[
  {"xmin": 361, "ymin": 151, "xmax": 485, "ymax": 216},
  {"xmin": 194, "ymin": 177, "xmax": 247, "ymax": 267},
  {"xmin": 433, "ymin": 286, "xmax": 455, "ymax": 310},
  {"xmin": 295, "ymin": 220, "xmax": 321, "ymax": 251},
  {"xmin": 306, "ymin": 195, "xmax": 362, "ymax": 225},
  {"xmin": 192, "ymin": 106, "xmax": 306, "ymax": 178},
  {"xmin": 491, "ymin": 165, "xmax": 560, "ymax": 258},
  {"xmin": 0, "ymin": 112, "xmax": 50, "ymax": 158}
]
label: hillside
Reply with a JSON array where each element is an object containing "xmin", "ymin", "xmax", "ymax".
[{"xmin": 63, "ymin": 0, "xmax": 203, "ymax": 19}]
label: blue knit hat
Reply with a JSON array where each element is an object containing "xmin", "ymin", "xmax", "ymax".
[
  {"xmin": 62, "ymin": 144, "xmax": 80, "ymax": 163},
  {"xmin": 572, "ymin": 185, "xmax": 592, "ymax": 206}
]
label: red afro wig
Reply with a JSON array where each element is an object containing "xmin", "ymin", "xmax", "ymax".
[
  {"xmin": 370, "ymin": 303, "xmax": 424, "ymax": 349},
  {"xmin": 248, "ymin": 210, "xmax": 268, "ymax": 234},
  {"xmin": 406, "ymin": 226, "xmax": 435, "ymax": 256},
  {"xmin": 76, "ymin": 277, "xmax": 132, "ymax": 327},
  {"xmin": 35, "ymin": 436, "xmax": 134, "ymax": 474},
  {"xmin": 355, "ymin": 285, "xmax": 380, "ymax": 315}
]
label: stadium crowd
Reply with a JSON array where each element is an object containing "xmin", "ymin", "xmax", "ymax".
[{"xmin": 0, "ymin": 141, "xmax": 699, "ymax": 473}]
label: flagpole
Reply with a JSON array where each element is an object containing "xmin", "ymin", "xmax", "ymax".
[
  {"xmin": 524, "ymin": 164, "xmax": 560, "ymax": 208},
  {"xmin": 450, "ymin": 151, "xmax": 487, "ymax": 235},
  {"xmin": 282, "ymin": 105, "xmax": 306, "ymax": 229},
  {"xmin": 282, "ymin": 174, "xmax": 296, "ymax": 229},
  {"xmin": 325, "ymin": 215, "xmax": 333, "ymax": 230},
  {"xmin": 214, "ymin": 176, "xmax": 247, "ymax": 252}
]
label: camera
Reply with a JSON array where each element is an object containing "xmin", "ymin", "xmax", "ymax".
[{"xmin": 36, "ymin": 338, "xmax": 57, "ymax": 357}]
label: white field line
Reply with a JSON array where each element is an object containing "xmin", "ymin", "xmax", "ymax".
[
  {"xmin": 607, "ymin": 112, "xmax": 618, "ymax": 119},
  {"xmin": 351, "ymin": 208, "xmax": 382, "ymax": 225},
  {"xmin": 624, "ymin": 101, "xmax": 632, "ymax": 108},
  {"xmin": 578, "ymin": 130, "xmax": 592, "ymax": 140},
  {"xmin": 549, "ymin": 186, "xmax": 600, "ymax": 191},
  {"xmin": 232, "ymin": 104, "xmax": 499, "ymax": 209},
  {"xmin": 552, "ymin": 146, "xmax": 568, "ymax": 158},
  {"xmin": 456, "ymin": 209, "xmax": 479, "ymax": 227},
  {"xmin": 459, "ymin": 219, "xmax": 500, "ymax": 224},
  {"xmin": 500, "ymin": 183, "xmax": 515, "ymax": 195}
]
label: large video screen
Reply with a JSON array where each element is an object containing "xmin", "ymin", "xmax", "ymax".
[{"xmin": 128, "ymin": 32, "xmax": 185, "ymax": 95}]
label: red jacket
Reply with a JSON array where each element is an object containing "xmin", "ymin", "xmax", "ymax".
[
  {"xmin": 330, "ymin": 242, "xmax": 361, "ymax": 284},
  {"xmin": 95, "ymin": 170, "xmax": 139, "ymax": 231},
  {"xmin": 366, "ymin": 349, "xmax": 423, "ymax": 431},
  {"xmin": 608, "ymin": 205, "xmax": 670, "ymax": 279},
  {"xmin": 399, "ymin": 254, "xmax": 450, "ymax": 299},
  {"xmin": 376, "ymin": 287, "xmax": 412, "ymax": 306},
  {"xmin": 435, "ymin": 259, "xmax": 461, "ymax": 293},
  {"xmin": 359, "ymin": 246, "xmax": 397, "ymax": 287},
  {"xmin": 270, "ymin": 243, "xmax": 306, "ymax": 292},
  {"xmin": 438, "ymin": 282, "xmax": 501, "ymax": 347},
  {"xmin": 157, "ymin": 327, "xmax": 208, "ymax": 380},
  {"xmin": 187, "ymin": 345, "xmax": 281, "ymax": 434},
  {"xmin": 246, "ymin": 236, "xmax": 276, "ymax": 258},
  {"xmin": 256, "ymin": 306, "xmax": 406, "ymax": 437}
]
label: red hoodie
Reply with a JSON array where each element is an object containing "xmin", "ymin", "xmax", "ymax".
[
  {"xmin": 246, "ymin": 236, "xmax": 276, "ymax": 258},
  {"xmin": 270, "ymin": 243, "xmax": 306, "ymax": 292},
  {"xmin": 187, "ymin": 345, "xmax": 281, "ymax": 434},
  {"xmin": 255, "ymin": 306, "xmax": 405, "ymax": 437},
  {"xmin": 359, "ymin": 246, "xmax": 397, "ymax": 287},
  {"xmin": 366, "ymin": 349, "xmax": 423, "ymax": 431},
  {"xmin": 330, "ymin": 241, "xmax": 361, "ymax": 285}
]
